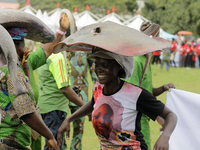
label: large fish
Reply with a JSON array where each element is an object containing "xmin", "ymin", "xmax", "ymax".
[
  {"xmin": 0, "ymin": 25, "xmax": 25, "ymax": 95},
  {"xmin": 53, "ymin": 21, "xmax": 170, "ymax": 86},
  {"xmin": 0, "ymin": 9, "xmax": 55, "ymax": 43},
  {"xmin": 53, "ymin": 21, "xmax": 170, "ymax": 56}
]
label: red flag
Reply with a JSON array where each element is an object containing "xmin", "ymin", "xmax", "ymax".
[
  {"xmin": 112, "ymin": 7, "xmax": 117, "ymax": 12},
  {"xmin": 74, "ymin": 7, "xmax": 78, "ymax": 12},
  {"xmin": 107, "ymin": 10, "xmax": 110, "ymax": 14},
  {"xmin": 26, "ymin": 0, "xmax": 30, "ymax": 5},
  {"xmin": 57, "ymin": 2, "xmax": 60, "ymax": 8},
  {"xmin": 86, "ymin": 4, "xmax": 90, "ymax": 10}
]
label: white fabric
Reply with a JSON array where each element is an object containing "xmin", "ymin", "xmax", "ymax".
[{"xmin": 166, "ymin": 89, "xmax": 200, "ymax": 150}]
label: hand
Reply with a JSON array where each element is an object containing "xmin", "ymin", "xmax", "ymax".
[
  {"xmin": 153, "ymin": 134, "xmax": 169, "ymax": 150},
  {"xmin": 57, "ymin": 118, "xmax": 71, "ymax": 147},
  {"xmin": 59, "ymin": 13, "xmax": 70, "ymax": 31},
  {"xmin": 21, "ymin": 48, "xmax": 31, "ymax": 69},
  {"xmin": 156, "ymin": 116, "xmax": 165, "ymax": 131},
  {"xmin": 163, "ymin": 83, "xmax": 175, "ymax": 92},
  {"xmin": 72, "ymin": 85, "xmax": 81, "ymax": 94},
  {"xmin": 47, "ymin": 137, "xmax": 58, "ymax": 150}
]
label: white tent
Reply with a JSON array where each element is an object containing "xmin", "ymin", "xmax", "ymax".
[
  {"xmin": 76, "ymin": 10, "xmax": 99, "ymax": 30},
  {"xmin": 35, "ymin": 9, "xmax": 43, "ymax": 19},
  {"xmin": 48, "ymin": 8, "xmax": 62, "ymax": 32},
  {"xmin": 98, "ymin": 12, "xmax": 125, "ymax": 25},
  {"xmin": 41, "ymin": 11, "xmax": 56, "ymax": 33},
  {"xmin": 124, "ymin": 14, "xmax": 149, "ymax": 30},
  {"xmin": 19, "ymin": 5, "xmax": 37, "ymax": 16}
]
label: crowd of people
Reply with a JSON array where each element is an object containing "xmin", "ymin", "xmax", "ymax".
[
  {"xmin": 0, "ymin": 9, "xmax": 178, "ymax": 150},
  {"xmin": 152, "ymin": 38, "xmax": 200, "ymax": 70}
]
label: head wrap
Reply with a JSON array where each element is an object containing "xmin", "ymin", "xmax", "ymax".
[
  {"xmin": 140, "ymin": 21, "xmax": 160, "ymax": 37},
  {"xmin": 88, "ymin": 50, "xmax": 134, "ymax": 79},
  {"xmin": 6, "ymin": 28, "xmax": 28, "ymax": 40}
]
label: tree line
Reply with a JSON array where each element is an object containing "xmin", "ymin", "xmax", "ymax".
[{"xmin": 19, "ymin": 0, "xmax": 200, "ymax": 37}]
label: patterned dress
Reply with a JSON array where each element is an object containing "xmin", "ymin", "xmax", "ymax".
[
  {"xmin": 67, "ymin": 51, "xmax": 98, "ymax": 150},
  {"xmin": 0, "ymin": 66, "xmax": 36, "ymax": 150}
]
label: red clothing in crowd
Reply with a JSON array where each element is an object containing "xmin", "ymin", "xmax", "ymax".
[
  {"xmin": 171, "ymin": 42, "xmax": 177, "ymax": 51},
  {"xmin": 179, "ymin": 45, "xmax": 186, "ymax": 56},
  {"xmin": 153, "ymin": 51, "xmax": 161, "ymax": 56},
  {"xmin": 186, "ymin": 45, "xmax": 193, "ymax": 54}
]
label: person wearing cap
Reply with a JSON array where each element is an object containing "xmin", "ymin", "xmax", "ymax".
[
  {"xmin": 5, "ymin": 14, "xmax": 70, "ymax": 150},
  {"xmin": 57, "ymin": 48, "xmax": 177, "ymax": 150},
  {"xmin": 124, "ymin": 21, "xmax": 175, "ymax": 150}
]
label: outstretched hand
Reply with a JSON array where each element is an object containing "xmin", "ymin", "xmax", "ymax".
[
  {"xmin": 163, "ymin": 83, "xmax": 175, "ymax": 92},
  {"xmin": 47, "ymin": 137, "xmax": 59, "ymax": 150},
  {"xmin": 59, "ymin": 13, "xmax": 70, "ymax": 31},
  {"xmin": 153, "ymin": 134, "xmax": 169, "ymax": 150},
  {"xmin": 57, "ymin": 118, "xmax": 71, "ymax": 147}
]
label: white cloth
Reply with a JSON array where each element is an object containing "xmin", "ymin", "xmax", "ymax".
[{"xmin": 166, "ymin": 89, "xmax": 200, "ymax": 150}]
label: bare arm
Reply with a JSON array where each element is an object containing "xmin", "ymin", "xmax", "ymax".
[
  {"xmin": 153, "ymin": 83, "xmax": 175, "ymax": 97},
  {"xmin": 60, "ymin": 86, "xmax": 85, "ymax": 107},
  {"xmin": 42, "ymin": 14, "xmax": 70, "ymax": 58},
  {"xmin": 154, "ymin": 106, "xmax": 177, "ymax": 150},
  {"xmin": 57, "ymin": 100, "xmax": 93, "ymax": 145},
  {"xmin": 21, "ymin": 112, "xmax": 58, "ymax": 150}
]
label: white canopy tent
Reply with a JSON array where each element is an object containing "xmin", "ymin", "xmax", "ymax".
[
  {"xmin": 35, "ymin": 9, "xmax": 43, "ymax": 19},
  {"xmin": 19, "ymin": 5, "xmax": 37, "ymax": 16},
  {"xmin": 76, "ymin": 10, "xmax": 99, "ymax": 30},
  {"xmin": 48, "ymin": 7, "xmax": 62, "ymax": 32},
  {"xmin": 124, "ymin": 14, "xmax": 149, "ymax": 30},
  {"xmin": 98, "ymin": 12, "xmax": 125, "ymax": 25},
  {"xmin": 41, "ymin": 11, "xmax": 57, "ymax": 33}
]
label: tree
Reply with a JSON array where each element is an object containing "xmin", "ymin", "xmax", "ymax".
[
  {"xmin": 19, "ymin": 0, "xmax": 138, "ymax": 16},
  {"xmin": 141, "ymin": 0, "xmax": 200, "ymax": 37}
]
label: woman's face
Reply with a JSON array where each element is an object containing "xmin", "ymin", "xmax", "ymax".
[
  {"xmin": 92, "ymin": 104, "xmax": 114, "ymax": 139},
  {"xmin": 15, "ymin": 40, "xmax": 25, "ymax": 58},
  {"xmin": 94, "ymin": 57, "xmax": 121, "ymax": 85}
]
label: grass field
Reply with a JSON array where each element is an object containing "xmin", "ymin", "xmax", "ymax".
[{"xmin": 38, "ymin": 64, "xmax": 200, "ymax": 150}]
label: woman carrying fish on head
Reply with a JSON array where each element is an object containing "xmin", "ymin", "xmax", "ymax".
[
  {"xmin": 55, "ymin": 21, "xmax": 177, "ymax": 150},
  {"xmin": 0, "ymin": 25, "xmax": 59, "ymax": 150},
  {"xmin": 0, "ymin": 9, "xmax": 70, "ymax": 150}
]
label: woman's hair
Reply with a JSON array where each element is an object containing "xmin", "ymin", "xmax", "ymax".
[
  {"xmin": 118, "ymin": 68, "xmax": 126, "ymax": 78},
  {"xmin": 13, "ymin": 40, "xmax": 23, "ymax": 46}
]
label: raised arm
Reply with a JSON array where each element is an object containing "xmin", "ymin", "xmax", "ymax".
[
  {"xmin": 42, "ymin": 14, "xmax": 70, "ymax": 58},
  {"xmin": 153, "ymin": 106, "xmax": 177, "ymax": 150}
]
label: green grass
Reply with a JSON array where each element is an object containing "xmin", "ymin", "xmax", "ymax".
[{"xmin": 38, "ymin": 64, "xmax": 200, "ymax": 150}]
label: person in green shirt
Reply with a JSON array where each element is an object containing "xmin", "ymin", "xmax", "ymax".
[
  {"xmin": 0, "ymin": 27, "xmax": 58, "ymax": 150},
  {"xmin": 37, "ymin": 51, "xmax": 85, "ymax": 150},
  {"xmin": 6, "ymin": 12, "xmax": 70, "ymax": 150},
  {"xmin": 124, "ymin": 21, "xmax": 175, "ymax": 150}
]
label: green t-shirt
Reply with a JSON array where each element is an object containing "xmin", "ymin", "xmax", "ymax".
[
  {"xmin": 20, "ymin": 48, "xmax": 46, "ymax": 103},
  {"xmin": 37, "ymin": 52, "xmax": 70, "ymax": 114},
  {"xmin": 0, "ymin": 66, "xmax": 36, "ymax": 149},
  {"xmin": 124, "ymin": 55, "xmax": 153, "ymax": 94}
]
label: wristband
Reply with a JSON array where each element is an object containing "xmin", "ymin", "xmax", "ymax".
[
  {"xmin": 57, "ymin": 29, "xmax": 66, "ymax": 35},
  {"xmin": 162, "ymin": 85, "xmax": 166, "ymax": 91}
]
